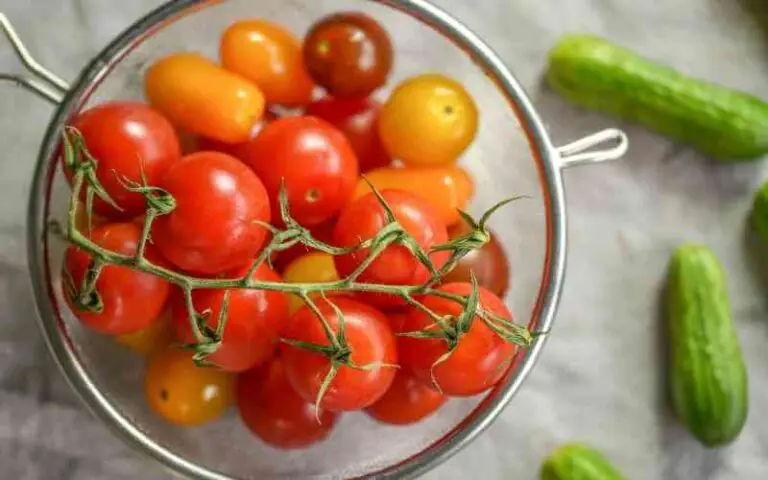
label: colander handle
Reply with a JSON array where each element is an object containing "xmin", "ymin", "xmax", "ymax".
[
  {"xmin": 0, "ymin": 13, "xmax": 68, "ymax": 104},
  {"xmin": 555, "ymin": 128, "xmax": 629, "ymax": 168}
]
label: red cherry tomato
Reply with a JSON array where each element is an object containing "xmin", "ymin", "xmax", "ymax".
[
  {"xmin": 66, "ymin": 102, "xmax": 181, "ymax": 219},
  {"xmin": 280, "ymin": 297, "xmax": 397, "ymax": 411},
  {"xmin": 151, "ymin": 152, "xmax": 271, "ymax": 275},
  {"xmin": 171, "ymin": 263, "xmax": 289, "ymax": 372},
  {"xmin": 239, "ymin": 116, "xmax": 358, "ymax": 227},
  {"xmin": 365, "ymin": 370, "xmax": 446, "ymax": 425},
  {"xmin": 442, "ymin": 222, "xmax": 510, "ymax": 297},
  {"xmin": 236, "ymin": 360, "xmax": 339, "ymax": 449},
  {"xmin": 305, "ymin": 97, "xmax": 390, "ymax": 173},
  {"xmin": 398, "ymin": 283, "xmax": 516, "ymax": 397},
  {"xmin": 332, "ymin": 190, "xmax": 449, "ymax": 307},
  {"xmin": 303, "ymin": 12, "xmax": 393, "ymax": 98},
  {"xmin": 63, "ymin": 222, "xmax": 170, "ymax": 335}
]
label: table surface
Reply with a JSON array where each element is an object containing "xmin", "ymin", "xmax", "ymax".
[{"xmin": 2, "ymin": 0, "xmax": 768, "ymax": 479}]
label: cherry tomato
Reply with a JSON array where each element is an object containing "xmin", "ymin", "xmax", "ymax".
[
  {"xmin": 171, "ymin": 263, "xmax": 289, "ymax": 372},
  {"xmin": 145, "ymin": 53, "xmax": 265, "ymax": 143},
  {"xmin": 145, "ymin": 347, "xmax": 234, "ymax": 426},
  {"xmin": 305, "ymin": 97, "xmax": 390, "ymax": 173},
  {"xmin": 273, "ymin": 219, "xmax": 337, "ymax": 273},
  {"xmin": 115, "ymin": 309, "xmax": 174, "ymax": 356},
  {"xmin": 151, "ymin": 152, "xmax": 271, "ymax": 275},
  {"xmin": 365, "ymin": 370, "xmax": 446, "ymax": 425},
  {"xmin": 304, "ymin": 12, "xmax": 393, "ymax": 98},
  {"xmin": 282, "ymin": 252, "xmax": 341, "ymax": 314},
  {"xmin": 442, "ymin": 222, "xmax": 510, "ymax": 298},
  {"xmin": 66, "ymin": 102, "xmax": 181, "ymax": 219},
  {"xmin": 237, "ymin": 360, "xmax": 339, "ymax": 449},
  {"xmin": 221, "ymin": 20, "xmax": 314, "ymax": 107},
  {"xmin": 63, "ymin": 222, "xmax": 170, "ymax": 335},
  {"xmin": 398, "ymin": 283, "xmax": 516, "ymax": 397},
  {"xmin": 280, "ymin": 297, "xmax": 397, "ymax": 411},
  {"xmin": 239, "ymin": 116, "xmax": 358, "ymax": 227},
  {"xmin": 379, "ymin": 74, "xmax": 478, "ymax": 165},
  {"xmin": 332, "ymin": 190, "xmax": 449, "ymax": 307},
  {"xmin": 178, "ymin": 110, "xmax": 279, "ymax": 159},
  {"xmin": 353, "ymin": 165, "xmax": 474, "ymax": 226}
]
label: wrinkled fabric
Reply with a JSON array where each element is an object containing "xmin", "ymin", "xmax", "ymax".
[{"xmin": 1, "ymin": 0, "xmax": 767, "ymax": 479}]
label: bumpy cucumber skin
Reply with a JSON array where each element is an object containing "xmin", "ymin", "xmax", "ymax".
[
  {"xmin": 666, "ymin": 244, "xmax": 748, "ymax": 447},
  {"xmin": 752, "ymin": 181, "xmax": 768, "ymax": 243},
  {"xmin": 540, "ymin": 443, "xmax": 625, "ymax": 480},
  {"xmin": 547, "ymin": 34, "xmax": 768, "ymax": 160}
]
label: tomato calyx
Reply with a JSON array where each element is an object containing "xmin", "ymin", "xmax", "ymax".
[
  {"xmin": 282, "ymin": 293, "xmax": 397, "ymax": 417},
  {"xmin": 62, "ymin": 126, "xmax": 123, "ymax": 222},
  {"xmin": 428, "ymin": 196, "xmax": 527, "ymax": 285},
  {"xmin": 62, "ymin": 257, "xmax": 106, "ymax": 313},
  {"xmin": 179, "ymin": 290, "xmax": 232, "ymax": 366}
]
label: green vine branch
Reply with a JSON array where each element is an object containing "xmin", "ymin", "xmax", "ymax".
[{"xmin": 56, "ymin": 127, "xmax": 535, "ymax": 405}]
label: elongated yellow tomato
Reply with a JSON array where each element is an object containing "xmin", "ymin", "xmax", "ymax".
[
  {"xmin": 145, "ymin": 53, "xmax": 265, "ymax": 143},
  {"xmin": 354, "ymin": 165, "xmax": 474, "ymax": 226},
  {"xmin": 282, "ymin": 252, "xmax": 340, "ymax": 314}
]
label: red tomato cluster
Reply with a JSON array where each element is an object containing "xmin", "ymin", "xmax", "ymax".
[{"xmin": 59, "ymin": 12, "xmax": 515, "ymax": 449}]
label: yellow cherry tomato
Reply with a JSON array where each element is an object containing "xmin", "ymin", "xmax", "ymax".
[
  {"xmin": 115, "ymin": 310, "xmax": 174, "ymax": 356},
  {"xmin": 145, "ymin": 52, "xmax": 265, "ymax": 143},
  {"xmin": 378, "ymin": 74, "xmax": 478, "ymax": 166},
  {"xmin": 220, "ymin": 20, "xmax": 314, "ymax": 107},
  {"xmin": 281, "ymin": 252, "xmax": 340, "ymax": 314},
  {"xmin": 354, "ymin": 165, "xmax": 474, "ymax": 226},
  {"xmin": 145, "ymin": 347, "xmax": 234, "ymax": 426}
]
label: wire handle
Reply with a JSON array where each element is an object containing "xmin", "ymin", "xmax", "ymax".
[
  {"xmin": 0, "ymin": 13, "xmax": 69, "ymax": 104},
  {"xmin": 555, "ymin": 128, "xmax": 629, "ymax": 169}
]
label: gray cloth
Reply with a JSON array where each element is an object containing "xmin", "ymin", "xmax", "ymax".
[{"xmin": 1, "ymin": 0, "xmax": 768, "ymax": 479}]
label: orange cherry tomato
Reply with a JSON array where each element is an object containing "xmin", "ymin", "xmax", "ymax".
[
  {"xmin": 220, "ymin": 20, "xmax": 314, "ymax": 107},
  {"xmin": 145, "ymin": 347, "xmax": 234, "ymax": 426},
  {"xmin": 145, "ymin": 52, "xmax": 265, "ymax": 143},
  {"xmin": 379, "ymin": 74, "xmax": 478, "ymax": 165},
  {"xmin": 281, "ymin": 252, "xmax": 341, "ymax": 314},
  {"xmin": 353, "ymin": 165, "xmax": 474, "ymax": 226},
  {"xmin": 115, "ymin": 310, "xmax": 174, "ymax": 356}
]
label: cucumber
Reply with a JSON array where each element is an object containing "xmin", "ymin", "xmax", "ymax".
[
  {"xmin": 540, "ymin": 443, "xmax": 626, "ymax": 480},
  {"xmin": 751, "ymin": 181, "xmax": 768, "ymax": 243},
  {"xmin": 665, "ymin": 243, "xmax": 748, "ymax": 446},
  {"xmin": 546, "ymin": 34, "xmax": 768, "ymax": 160}
]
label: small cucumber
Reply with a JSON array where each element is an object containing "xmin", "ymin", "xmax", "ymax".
[
  {"xmin": 751, "ymin": 181, "xmax": 768, "ymax": 243},
  {"xmin": 540, "ymin": 443, "xmax": 626, "ymax": 480},
  {"xmin": 665, "ymin": 243, "xmax": 748, "ymax": 446},
  {"xmin": 547, "ymin": 34, "xmax": 768, "ymax": 160}
]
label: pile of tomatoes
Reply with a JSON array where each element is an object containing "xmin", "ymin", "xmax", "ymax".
[{"xmin": 61, "ymin": 12, "xmax": 513, "ymax": 449}]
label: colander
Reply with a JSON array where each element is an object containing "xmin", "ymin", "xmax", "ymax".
[{"xmin": 2, "ymin": 0, "xmax": 628, "ymax": 478}]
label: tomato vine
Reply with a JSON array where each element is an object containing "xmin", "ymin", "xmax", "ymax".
[{"xmin": 56, "ymin": 127, "xmax": 533, "ymax": 406}]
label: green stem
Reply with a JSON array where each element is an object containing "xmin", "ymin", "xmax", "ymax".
[{"xmin": 135, "ymin": 210, "xmax": 156, "ymax": 265}]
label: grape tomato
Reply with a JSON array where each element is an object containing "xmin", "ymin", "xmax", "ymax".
[{"xmin": 221, "ymin": 19, "xmax": 314, "ymax": 107}]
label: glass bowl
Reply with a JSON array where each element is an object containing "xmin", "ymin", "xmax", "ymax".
[{"xmin": 3, "ymin": 0, "xmax": 627, "ymax": 478}]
